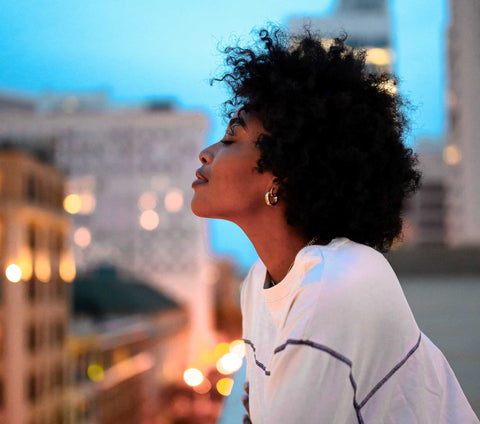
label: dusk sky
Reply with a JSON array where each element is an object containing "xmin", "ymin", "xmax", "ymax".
[{"xmin": 0, "ymin": 0, "xmax": 448, "ymax": 268}]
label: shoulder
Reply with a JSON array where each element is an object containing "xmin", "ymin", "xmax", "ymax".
[
  {"xmin": 240, "ymin": 259, "xmax": 265, "ymax": 311},
  {"xmin": 296, "ymin": 238, "xmax": 395, "ymax": 298},
  {"xmin": 289, "ymin": 238, "xmax": 419, "ymax": 352},
  {"xmin": 317, "ymin": 237, "xmax": 392, "ymax": 281}
]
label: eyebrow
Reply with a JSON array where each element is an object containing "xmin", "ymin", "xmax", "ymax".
[{"xmin": 228, "ymin": 115, "xmax": 247, "ymax": 129}]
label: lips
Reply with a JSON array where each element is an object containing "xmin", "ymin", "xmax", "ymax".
[
  {"xmin": 195, "ymin": 169, "xmax": 209, "ymax": 182},
  {"xmin": 192, "ymin": 169, "xmax": 209, "ymax": 188}
]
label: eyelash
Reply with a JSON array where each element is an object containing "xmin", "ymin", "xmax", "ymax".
[{"xmin": 221, "ymin": 139, "xmax": 233, "ymax": 145}]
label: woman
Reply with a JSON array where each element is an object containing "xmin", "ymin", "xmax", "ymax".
[{"xmin": 191, "ymin": 27, "xmax": 478, "ymax": 423}]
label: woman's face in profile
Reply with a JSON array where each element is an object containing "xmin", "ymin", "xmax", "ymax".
[{"xmin": 191, "ymin": 109, "xmax": 274, "ymax": 223}]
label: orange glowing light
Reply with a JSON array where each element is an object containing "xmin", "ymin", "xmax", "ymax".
[
  {"xmin": 63, "ymin": 194, "xmax": 82, "ymax": 214},
  {"xmin": 214, "ymin": 342, "xmax": 230, "ymax": 360},
  {"xmin": 87, "ymin": 364, "xmax": 104, "ymax": 382},
  {"xmin": 35, "ymin": 252, "xmax": 51, "ymax": 283},
  {"xmin": 183, "ymin": 368, "xmax": 204, "ymax": 387},
  {"xmin": 217, "ymin": 353, "xmax": 243, "ymax": 375},
  {"xmin": 164, "ymin": 189, "xmax": 183, "ymax": 213},
  {"xmin": 229, "ymin": 340, "xmax": 246, "ymax": 358},
  {"xmin": 74, "ymin": 227, "xmax": 91, "ymax": 248},
  {"xmin": 139, "ymin": 210, "xmax": 159, "ymax": 231},
  {"xmin": 216, "ymin": 358, "xmax": 228, "ymax": 375},
  {"xmin": 6, "ymin": 264, "xmax": 22, "ymax": 283},
  {"xmin": 80, "ymin": 193, "xmax": 96, "ymax": 214},
  {"xmin": 366, "ymin": 48, "xmax": 391, "ymax": 67},
  {"xmin": 443, "ymin": 144, "xmax": 462, "ymax": 165},
  {"xmin": 216, "ymin": 378, "xmax": 234, "ymax": 396},
  {"xmin": 59, "ymin": 251, "xmax": 76, "ymax": 283},
  {"xmin": 18, "ymin": 247, "xmax": 33, "ymax": 281},
  {"xmin": 138, "ymin": 191, "xmax": 157, "ymax": 210}
]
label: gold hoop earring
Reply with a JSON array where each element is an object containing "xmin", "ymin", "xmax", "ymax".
[{"xmin": 265, "ymin": 188, "xmax": 278, "ymax": 206}]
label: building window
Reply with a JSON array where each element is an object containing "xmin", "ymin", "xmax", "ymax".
[
  {"xmin": 53, "ymin": 366, "xmax": 63, "ymax": 388},
  {"xmin": 28, "ymin": 224, "xmax": 36, "ymax": 250},
  {"xmin": 50, "ymin": 322, "xmax": 64, "ymax": 348},
  {"xmin": 56, "ymin": 186, "xmax": 64, "ymax": 209},
  {"xmin": 25, "ymin": 175, "xmax": 36, "ymax": 202},
  {"xmin": 38, "ymin": 181, "xmax": 45, "ymax": 205},
  {"xmin": 56, "ymin": 280, "xmax": 65, "ymax": 298},
  {"xmin": 27, "ymin": 280, "xmax": 36, "ymax": 301},
  {"xmin": 27, "ymin": 325, "xmax": 36, "ymax": 352},
  {"xmin": 27, "ymin": 374, "xmax": 37, "ymax": 403},
  {"xmin": 55, "ymin": 323, "xmax": 65, "ymax": 347}
]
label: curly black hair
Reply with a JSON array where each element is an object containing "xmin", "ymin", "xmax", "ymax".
[{"xmin": 212, "ymin": 27, "xmax": 421, "ymax": 252}]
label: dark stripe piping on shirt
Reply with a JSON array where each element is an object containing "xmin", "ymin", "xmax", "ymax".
[
  {"xmin": 357, "ymin": 332, "xmax": 422, "ymax": 408},
  {"xmin": 274, "ymin": 339, "xmax": 364, "ymax": 424},
  {"xmin": 243, "ymin": 332, "xmax": 422, "ymax": 424},
  {"xmin": 243, "ymin": 339, "xmax": 271, "ymax": 376}
]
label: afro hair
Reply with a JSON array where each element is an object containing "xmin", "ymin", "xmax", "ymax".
[{"xmin": 212, "ymin": 26, "xmax": 421, "ymax": 252}]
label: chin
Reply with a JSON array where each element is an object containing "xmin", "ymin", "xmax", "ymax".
[
  {"xmin": 191, "ymin": 199, "xmax": 227, "ymax": 220},
  {"xmin": 190, "ymin": 197, "xmax": 211, "ymax": 218}
]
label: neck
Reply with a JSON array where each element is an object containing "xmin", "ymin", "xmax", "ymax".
[{"xmin": 236, "ymin": 212, "xmax": 310, "ymax": 284}]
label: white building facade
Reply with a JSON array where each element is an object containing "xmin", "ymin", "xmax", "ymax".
[
  {"xmin": 0, "ymin": 105, "xmax": 216, "ymax": 365},
  {"xmin": 445, "ymin": 0, "xmax": 480, "ymax": 246},
  {"xmin": 290, "ymin": 0, "xmax": 393, "ymax": 72}
]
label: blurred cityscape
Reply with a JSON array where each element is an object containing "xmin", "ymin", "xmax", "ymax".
[{"xmin": 0, "ymin": 0, "xmax": 479, "ymax": 423}]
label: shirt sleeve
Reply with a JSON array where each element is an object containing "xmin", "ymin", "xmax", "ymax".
[{"xmin": 263, "ymin": 339, "xmax": 360, "ymax": 424}]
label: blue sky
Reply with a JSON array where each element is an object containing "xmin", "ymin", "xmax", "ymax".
[{"xmin": 0, "ymin": 0, "xmax": 448, "ymax": 269}]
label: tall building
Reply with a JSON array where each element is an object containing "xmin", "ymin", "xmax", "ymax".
[
  {"xmin": 0, "ymin": 97, "xmax": 216, "ymax": 365},
  {"xmin": 290, "ymin": 0, "xmax": 453, "ymax": 247},
  {"xmin": 0, "ymin": 148, "xmax": 74, "ymax": 424},
  {"xmin": 445, "ymin": 0, "xmax": 480, "ymax": 246},
  {"xmin": 401, "ymin": 138, "xmax": 447, "ymax": 246},
  {"xmin": 290, "ymin": 0, "xmax": 393, "ymax": 72}
]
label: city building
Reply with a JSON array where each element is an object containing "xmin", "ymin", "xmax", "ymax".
[
  {"xmin": 0, "ymin": 147, "xmax": 74, "ymax": 424},
  {"xmin": 289, "ymin": 0, "xmax": 453, "ymax": 248},
  {"xmin": 36, "ymin": 91, "xmax": 109, "ymax": 114},
  {"xmin": 68, "ymin": 264, "xmax": 189, "ymax": 424},
  {"xmin": 445, "ymin": 0, "xmax": 480, "ymax": 246},
  {"xmin": 0, "ymin": 97, "xmax": 217, "ymax": 367},
  {"xmin": 401, "ymin": 138, "xmax": 447, "ymax": 246},
  {"xmin": 290, "ymin": 0, "xmax": 393, "ymax": 72},
  {"xmin": 0, "ymin": 90, "xmax": 35, "ymax": 113}
]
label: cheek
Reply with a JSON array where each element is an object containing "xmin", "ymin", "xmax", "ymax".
[
  {"xmin": 191, "ymin": 160, "xmax": 267, "ymax": 218},
  {"xmin": 219, "ymin": 171, "xmax": 270, "ymax": 218},
  {"xmin": 216, "ymin": 160, "xmax": 263, "ymax": 196}
]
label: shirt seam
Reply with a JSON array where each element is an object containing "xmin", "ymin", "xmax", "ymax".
[{"xmin": 244, "ymin": 332, "xmax": 422, "ymax": 424}]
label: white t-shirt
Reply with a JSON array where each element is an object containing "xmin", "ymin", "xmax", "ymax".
[{"xmin": 241, "ymin": 237, "xmax": 479, "ymax": 424}]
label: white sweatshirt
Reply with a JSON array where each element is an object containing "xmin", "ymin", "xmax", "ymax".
[{"xmin": 241, "ymin": 237, "xmax": 479, "ymax": 424}]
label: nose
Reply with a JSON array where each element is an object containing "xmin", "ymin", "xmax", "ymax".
[{"xmin": 199, "ymin": 145, "xmax": 214, "ymax": 164}]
